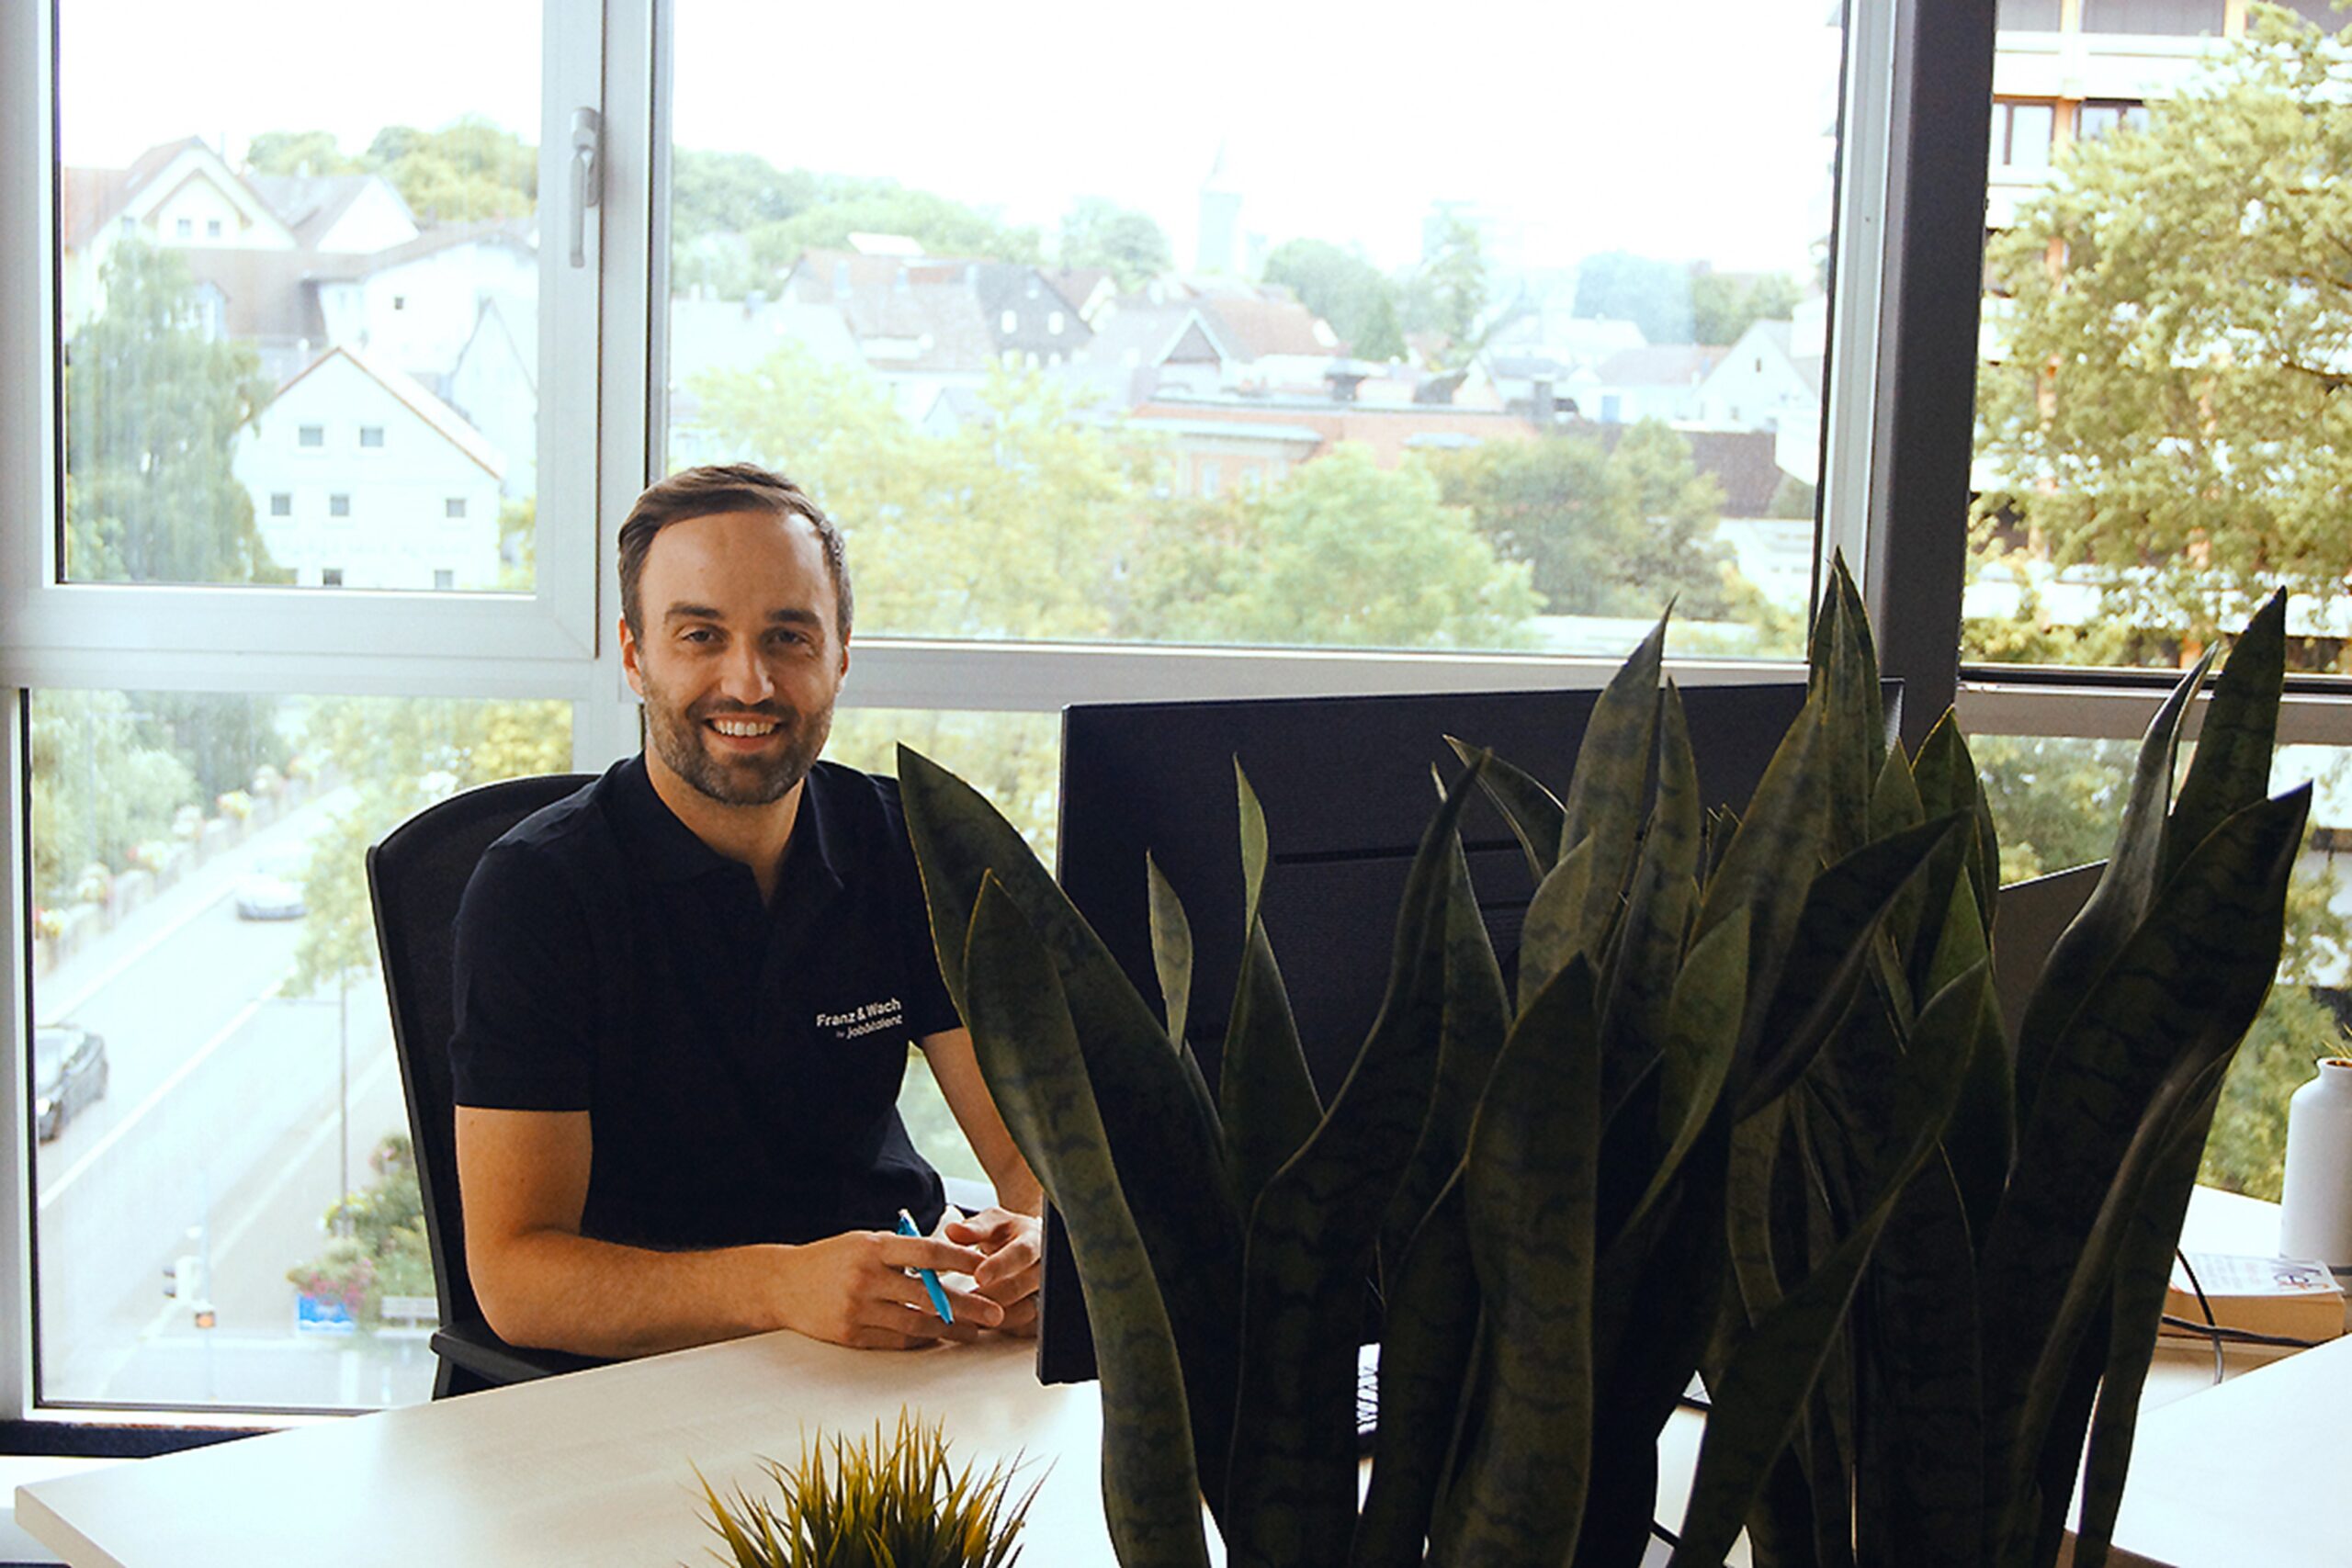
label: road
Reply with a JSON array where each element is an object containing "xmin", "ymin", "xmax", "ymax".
[{"xmin": 29, "ymin": 795, "xmax": 435, "ymax": 1411}]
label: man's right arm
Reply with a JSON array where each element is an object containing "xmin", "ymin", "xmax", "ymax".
[{"xmin": 456, "ymin": 1105, "xmax": 1003, "ymax": 1358}]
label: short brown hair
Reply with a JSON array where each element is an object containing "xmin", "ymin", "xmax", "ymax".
[{"xmin": 616, "ymin": 463, "xmax": 853, "ymax": 640}]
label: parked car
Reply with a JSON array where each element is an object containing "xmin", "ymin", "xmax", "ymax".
[
  {"xmin": 34, "ymin": 1023, "xmax": 107, "ymax": 1143},
  {"xmin": 233, "ymin": 856, "xmax": 306, "ymax": 920}
]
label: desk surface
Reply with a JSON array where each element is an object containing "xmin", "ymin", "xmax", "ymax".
[
  {"xmin": 17, "ymin": 1334, "xmax": 1116, "ymax": 1568},
  {"xmin": 10, "ymin": 1187, "xmax": 2322, "ymax": 1567}
]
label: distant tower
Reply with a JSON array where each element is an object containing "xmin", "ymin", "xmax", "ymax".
[{"xmin": 1196, "ymin": 141, "xmax": 1242, "ymax": 275}]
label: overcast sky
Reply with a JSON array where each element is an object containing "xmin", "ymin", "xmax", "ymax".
[{"xmin": 64, "ymin": 0, "xmax": 1840, "ymax": 276}]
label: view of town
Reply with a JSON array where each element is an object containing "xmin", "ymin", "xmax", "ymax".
[{"xmin": 25, "ymin": 0, "xmax": 2352, "ymax": 1412}]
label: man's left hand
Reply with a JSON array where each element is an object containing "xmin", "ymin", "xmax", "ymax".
[{"xmin": 942, "ymin": 1208, "xmax": 1043, "ymax": 1337}]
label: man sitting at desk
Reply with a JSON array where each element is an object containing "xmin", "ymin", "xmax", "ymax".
[{"xmin": 448, "ymin": 463, "xmax": 1043, "ymax": 1359}]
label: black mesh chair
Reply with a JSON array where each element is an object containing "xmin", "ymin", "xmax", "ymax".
[{"xmin": 368, "ymin": 773, "xmax": 605, "ymax": 1398}]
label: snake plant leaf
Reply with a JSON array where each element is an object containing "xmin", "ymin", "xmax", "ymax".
[
  {"xmin": 2164, "ymin": 587, "xmax": 2287, "ymax": 886},
  {"xmin": 1811, "ymin": 554, "xmax": 1885, "ymax": 860},
  {"xmin": 1435, "ymin": 955, "xmax": 1603, "ymax": 1568},
  {"xmin": 898, "ymin": 745, "xmax": 1241, "ymax": 1517},
  {"xmin": 1599, "ymin": 682, "xmax": 1702, "ymax": 1114},
  {"xmin": 1222, "ymin": 764, "xmax": 1325, "ymax": 1224},
  {"xmin": 1922, "ymin": 870, "xmax": 2013, "ymax": 1250},
  {"xmin": 1725, "ymin": 1096, "xmax": 1790, "ymax": 1322},
  {"xmin": 1668, "ymin": 962, "xmax": 1985, "ymax": 1568},
  {"xmin": 1146, "ymin": 852, "xmax": 1194, "ymax": 1051},
  {"xmin": 1352, "ymin": 1173, "xmax": 1480, "ymax": 1568},
  {"xmin": 1982, "ymin": 787, "xmax": 2307, "ymax": 1540},
  {"xmin": 2071, "ymin": 1057, "xmax": 2231, "ymax": 1568},
  {"xmin": 1577, "ymin": 1133, "xmax": 1733, "ymax": 1568},
  {"xmin": 1450, "ymin": 734, "xmax": 1566, "ymax": 881},
  {"xmin": 1858, "ymin": 1158, "xmax": 1984, "ymax": 1568},
  {"xmin": 1222, "ymin": 761, "xmax": 1478, "ymax": 1568},
  {"xmin": 1518, "ymin": 835, "xmax": 1594, "ymax": 1015},
  {"xmin": 1383, "ymin": 809, "xmax": 1510, "ymax": 1280},
  {"xmin": 1622, "ymin": 908, "xmax": 1747, "ymax": 1237},
  {"xmin": 1558, "ymin": 610, "xmax": 1668, "ymax": 920},
  {"xmin": 2009, "ymin": 646, "xmax": 2215, "ymax": 1124},
  {"xmin": 959, "ymin": 876, "xmax": 1211, "ymax": 1568},
  {"xmin": 1694, "ymin": 697, "xmax": 1827, "ymax": 1073},
  {"xmin": 1737, "ymin": 814, "xmax": 1965, "ymax": 1120}
]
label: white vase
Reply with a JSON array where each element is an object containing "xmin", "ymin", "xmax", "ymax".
[{"xmin": 2279, "ymin": 1057, "xmax": 2352, "ymax": 1269}]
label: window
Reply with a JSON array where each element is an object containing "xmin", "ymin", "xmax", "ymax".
[
  {"xmin": 2, "ymin": 0, "xmax": 1913, "ymax": 1428},
  {"xmin": 1000, "ymin": 309, "xmax": 1017, "ymax": 333},
  {"xmin": 204, "ymin": 218, "xmax": 220, "ymax": 238},
  {"xmin": 268, "ymin": 492, "xmax": 290, "ymax": 516},
  {"xmin": 329, "ymin": 494, "xmax": 351, "ymax": 518},
  {"xmin": 1996, "ymin": 0, "xmax": 2062, "ymax": 27},
  {"xmin": 444, "ymin": 498, "xmax": 467, "ymax": 519},
  {"xmin": 359, "ymin": 426, "xmax": 385, "ymax": 448},
  {"xmin": 1048, "ymin": 310, "xmax": 1065, "ymax": 334},
  {"xmin": 2076, "ymin": 100, "xmax": 2150, "ymax": 141},
  {"xmin": 2078, "ymin": 0, "xmax": 2224, "ymax": 34},
  {"xmin": 174, "ymin": 216, "xmax": 189, "ymax": 237},
  {"xmin": 1990, "ymin": 99, "xmax": 2055, "ymax": 172}
]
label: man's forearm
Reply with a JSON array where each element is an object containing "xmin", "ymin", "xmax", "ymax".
[{"xmin": 473, "ymin": 1229, "xmax": 793, "ymax": 1359}]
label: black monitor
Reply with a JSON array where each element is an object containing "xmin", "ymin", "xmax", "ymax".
[{"xmin": 1035, "ymin": 677, "xmax": 1883, "ymax": 1385}]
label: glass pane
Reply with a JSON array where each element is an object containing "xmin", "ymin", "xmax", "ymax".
[
  {"xmin": 1976, "ymin": 735, "xmax": 2351, "ymax": 1201},
  {"xmin": 665, "ymin": 2, "xmax": 1839, "ymax": 660},
  {"xmin": 28, "ymin": 691, "xmax": 571, "ymax": 1410},
  {"xmin": 1973, "ymin": 7, "xmax": 2352, "ymax": 672},
  {"xmin": 56, "ymin": 3, "xmax": 545, "ymax": 591}
]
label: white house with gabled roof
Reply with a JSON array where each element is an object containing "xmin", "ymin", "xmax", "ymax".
[{"xmin": 232, "ymin": 344, "xmax": 505, "ymax": 591}]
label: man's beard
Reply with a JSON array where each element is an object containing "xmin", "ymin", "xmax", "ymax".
[{"xmin": 642, "ymin": 680, "xmax": 831, "ymax": 807}]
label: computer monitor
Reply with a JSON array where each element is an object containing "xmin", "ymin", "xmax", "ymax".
[{"xmin": 1034, "ymin": 677, "xmax": 1887, "ymax": 1385}]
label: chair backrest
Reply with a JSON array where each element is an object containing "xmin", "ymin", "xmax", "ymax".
[{"xmin": 368, "ymin": 773, "xmax": 594, "ymax": 1331}]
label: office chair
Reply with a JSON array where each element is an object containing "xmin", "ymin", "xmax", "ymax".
[{"xmin": 368, "ymin": 772, "xmax": 605, "ymax": 1398}]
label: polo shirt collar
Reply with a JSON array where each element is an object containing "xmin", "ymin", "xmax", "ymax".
[{"xmin": 612, "ymin": 752, "xmax": 845, "ymax": 897}]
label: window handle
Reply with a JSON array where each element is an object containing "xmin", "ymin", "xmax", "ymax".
[{"xmin": 569, "ymin": 107, "xmax": 603, "ymax": 268}]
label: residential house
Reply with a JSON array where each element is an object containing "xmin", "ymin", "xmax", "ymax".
[
  {"xmin": 60, "ymin": 138, "xmax": 308, "ymax": 332},
  {"xmin": 1569, "ymin": 345, "xmax": 1730, "ymax": 425},
  {"xmin": 1696, "ymin": 318, "xmax": 1823, "ymax": 434},
  {"xmin": 232, "ymin": 344, "xmax": 504, "ymax": 592}
]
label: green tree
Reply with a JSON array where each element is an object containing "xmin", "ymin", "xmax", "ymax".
[
  {"xmin": 65, "ymin": 240, "xmax": 277, "ymax": 585},
  {"xmin": 26, "ymin": 693, "xmax": 200, "ymax": 907},
  {"xmin": 1401, "ymin": 216, "xmax": 1490, "ymax": 366},
  {"xmin": 1974, "ymin": 10, "xmax": 2352, "ymax": 663},
  {"xmin": 1057, "ymin": 197, "xmax": 1172, "ymax": 289},
  {"xmin": 1127, "ymin": 446, "xmax": 1538, "ymax": 649},
  {"xmin": 364, "ymin": 118, "xmax": 536, "ymax": 222},
  {"xmin": 1428, "ymin": 422, "xmax": 1758, "ymax": 622},
  {"xmin": 671, "ymin": 149, "xmax": 815, "ymax": 246},
  {"xmin": 1571, "ymin": 251, "xmax": 1694, "ymax": 344},
  {"xmin": 1261, "ymin": 238, "xmax": 1405, "ymax": 361},
  {"xmin": 244, "ymin": 130, "xmax": 362, "ymax": 178},
  {"xmin": 742, "ymin": 187, "xmax": 1042, "ymax": 283},
  {"xmin": 1689, "ymin": 270, "xmax": 1803, "ymax": 345},
  {"xmin": 695, "ymin": 347, "xmax": 1140, "ymax": 640}
]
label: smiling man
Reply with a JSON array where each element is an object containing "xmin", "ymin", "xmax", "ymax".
[{"xmin": 447, "ymin": 463, "xmax": 1043, "ymax": 1361}]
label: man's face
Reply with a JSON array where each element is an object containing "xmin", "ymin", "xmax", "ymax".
[{"xmin": 619, "ymin": 509, "xmax": 849, "ymax": 809}]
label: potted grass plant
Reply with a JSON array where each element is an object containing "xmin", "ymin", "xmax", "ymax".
[{"xmin": 897, "ymin": 559, "xmax": 2303, "ymax": 1568}]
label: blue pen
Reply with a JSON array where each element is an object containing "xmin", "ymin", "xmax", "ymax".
[{"xmin": 898, "ymin": 1207, "xmax": 956, "ymax": 1325}]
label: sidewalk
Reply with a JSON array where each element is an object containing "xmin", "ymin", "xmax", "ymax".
[{"xmin": 36, "ymin": 786, "xmax": 356, "ymax": 1025}]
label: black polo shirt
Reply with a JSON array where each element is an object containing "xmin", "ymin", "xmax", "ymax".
[{"xmin": 447, "ymin": 756, "xmax": 959, "ymax": 1249}]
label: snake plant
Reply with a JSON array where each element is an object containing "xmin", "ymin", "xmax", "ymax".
[{"xmin": 899, "ymin": 558, "xmax": 2301, "ymax": 1568}]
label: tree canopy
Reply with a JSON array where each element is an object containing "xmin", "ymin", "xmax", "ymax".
[
  {"xmin": 1571, "ymin": 251, "xmax": 1695, "ymax": 344},
  {"xmin": 1057, "ymin": 197, "xmax": 1172, "ymax": 290},
  {"xmin": 1428, "ymin": 421, "xmax": 1759, "ymax": 623},
  {"xmin": 1690, "ymin": 270, "xmax": 1802, "ymax": 346},
  {"xmin": 65, "ymin": 240, "xmax": 276, "ymax": 585},
  {"xmin": 1264, "ymin": 238, "xmax": 1405, "ymax": 362},
  {"xmin": 1975, "ymin": 9, "xmax": 2352, "ymax": 659},
  {"xmin": 247, "ymin": 120, "xmax": 537, "ymax": 224}
]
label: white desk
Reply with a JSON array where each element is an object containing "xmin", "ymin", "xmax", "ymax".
[
  {"xmin": 10, "ymin": 1186, "xmax": 2330, "ymax": 1567},
  {"xmin": 16, "ymin": 1335, "xmax": 1116, "ymax": 1567}
]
